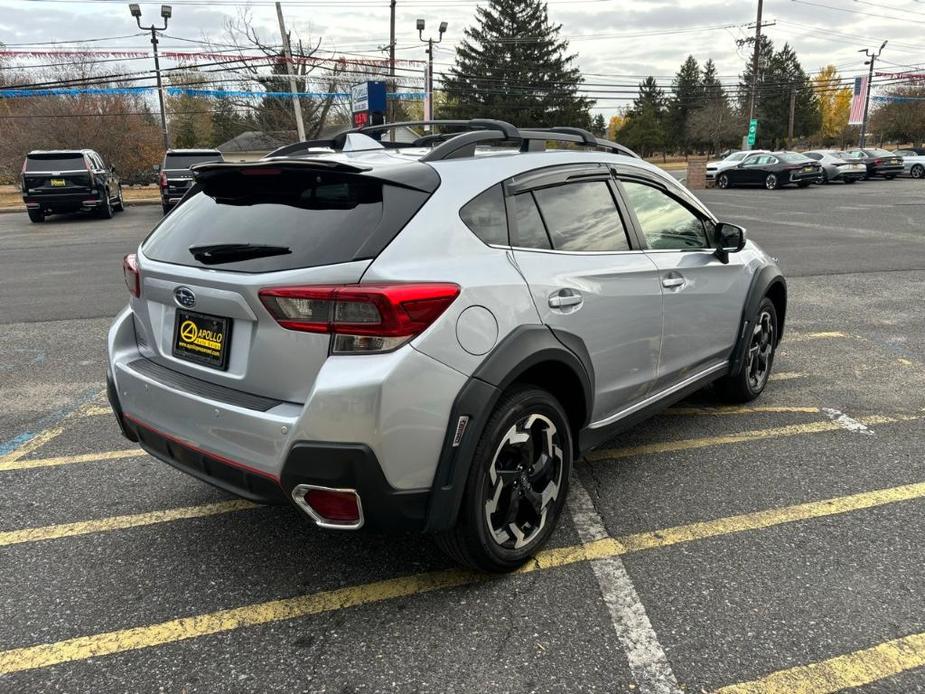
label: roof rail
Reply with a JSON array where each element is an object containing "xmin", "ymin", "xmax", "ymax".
[{"xmin": 264, "ymin": 118, "xmax": 640, "ymax": 161}]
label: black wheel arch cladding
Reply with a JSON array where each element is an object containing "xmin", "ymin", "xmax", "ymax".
[
  {"xmin": 424, "ymin": 325, "xmax": 594, "ymax": 532},
  {"xmin": 730, "ymin": 264, "xmax": 787, "ymax": 377}
]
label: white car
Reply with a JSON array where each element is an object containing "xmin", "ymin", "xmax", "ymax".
[
  {"xmin": 707, "ymin": 150, "xmax": 770, "ymax": 180},
  {"xmin": 893, "ymin": 149, "xmax": 925, "ymax": 179}
]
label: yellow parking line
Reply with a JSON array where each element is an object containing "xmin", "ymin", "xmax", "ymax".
[
  {"xmin": 0, "ymin": 424, "xmax": 68, "ymax": 464},
  {"xmin": 585, "ymin": 414, "xmax": 920, "ymax": 462},
  {"xmin": 2, "ymin": 480, "xmax": 923, "ymax": 675},
  {"xmin": 786, "ymin": 332, "xmax": 849, "ymax": 342},
  {"xmin": 80, "ymin": 405, "xmax": 112, "ymax": 417},
  {"xmin": 0, "ymin": 500, "xmax": 257, "ymax": 547},
  {"xmin": 665, "ymin": 406, "xmax": 820, "ymax": 416},
  {"xmin": 0, "ymin": 448, "xmax": 143, "ymax": 472},
  {"xmin": 713, "ymin": 631, "xmax": 925, "ymax": 694},
  {"xmin": 769, "ymin": 372, "xmax": 807, "ymax": 381}
]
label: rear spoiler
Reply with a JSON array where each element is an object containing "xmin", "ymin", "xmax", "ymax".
[{"xmin": 190, "ymin": 158, "xmax": 439, "ymax": 193}]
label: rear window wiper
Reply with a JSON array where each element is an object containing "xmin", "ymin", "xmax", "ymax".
[{"xmin": 188, "ymin": 243, "xmax": 292, "ymax": 265}]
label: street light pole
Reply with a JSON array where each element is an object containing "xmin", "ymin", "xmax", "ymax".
[
  {"xmin": 129, "ymin": 3, "xmax": 172, "ymax": 151},
  {"xmin": 859, "ymin": 40, "xmax": 887, "ymax": 148},
  {"xmin": 417, "ymin": 18, "xmax": 447, "ymax": 121}
]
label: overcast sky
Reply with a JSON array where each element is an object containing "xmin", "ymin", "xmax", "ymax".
[{"xmin": 1, "ymin": 0, "xmax": 923, "ymax": 116}]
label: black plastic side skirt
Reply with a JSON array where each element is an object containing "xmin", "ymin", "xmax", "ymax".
[{"xmin": 578, "ymin": 365, "xmax": 729, "ymax": 453}]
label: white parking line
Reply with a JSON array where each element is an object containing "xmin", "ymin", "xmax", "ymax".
[
  {"xmin": 821, "ymin": 408, "xmax": 876, "ymax": 436},
  {"xmin": 566, "ymin": 476, "xmax": 682, "ymax": 694}
]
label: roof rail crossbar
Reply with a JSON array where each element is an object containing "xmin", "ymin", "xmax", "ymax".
[
  {"xmin": 420, "ymin": 131, "xmax": 508, "ymax": 162},
  {"xmin": 547, "ymin": 126, "xmax": 599, "ymax": 146}
]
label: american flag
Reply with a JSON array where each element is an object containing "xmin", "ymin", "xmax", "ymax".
[{"xmin": 848, "ymin": 76, "xmax": 869, "ymax": 125}]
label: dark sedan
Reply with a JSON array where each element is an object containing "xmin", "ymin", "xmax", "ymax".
[
  {"xmin": 839, "ymin": 148, "xmax": 904, "ymax": 179},
  {"xmin": 716, "ymin": 152, "xmax": 822, "ymax": 190}
]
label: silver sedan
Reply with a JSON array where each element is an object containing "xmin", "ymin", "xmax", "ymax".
[
  {"xmin": 893, "ymin": 150, "xmax": 925, "ymax": 179},
  {"xmin": 803, "ymin": 150, "xmax": 867, "ymax": 184}
]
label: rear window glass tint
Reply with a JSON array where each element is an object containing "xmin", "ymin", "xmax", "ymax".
[
  {"xmin": 25, "ymin": 155, "xmax": 85, "ymax": 172},
  {"xmin": 142, "ymin": 170, "xmax": 430, "ymax": 273},
  {"xmin": 164, "ymin": 154, "xmax": 223, "ymax": 169},
  {"xmin": 460, "ymin": 185, "xmax": 508, "ymax": 246},
  {"xmin": 533, "ymin": 181, "xmax": 629, "ymax": 252},
  {"xmin": 511, "ymin": 193, "xmax": 551, "ymax": 250}
]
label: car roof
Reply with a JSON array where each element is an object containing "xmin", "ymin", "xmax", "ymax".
[
  {"xmin": 26, "ymin": 149, "xmax": 95, "ymax": 156},
  {"xmin": 165, "ymin": 149, "xmax": 222, "ymax": 154}
]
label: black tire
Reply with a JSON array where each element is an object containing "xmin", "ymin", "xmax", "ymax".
[
  {"xmin": 845, "ymin": 178, "xmax": 857, "ymax": 184},
  {"xmin": 885, "ymin": 174, "xmax": 897, "ymax": 180},
  {"xmin": 113, "ymin": 186, "xmax": 125, "ymax": 212},
  {"xmin": 797, "ymin": 181, "xmax": 811, "ymax": 188},
  {"xmin": 162, "ymin": 203, "xmax": 171, "ymax": 216},
  {"xmin": 911, "ymin": 165, "xmax": 924, "ymax": 179},
  {"xmin": 765, "ymin": 173, "xmax": 778, "ymax": 190},
  {"xmin": 99, "ymin": 191, "xmax": 114, "ymax": 219},
  {"xmin": 27, "ymin": 208, "xmax": 45, "ymax": 223},
  {"xmin": 715, "ymin": 297, "xmax": 778, "ymax": 403},
  {"xmin": 820, "ymin": 170, "xmax": 829, "ymax": 184},
  {"xmin": 717, "ymin": 173, "xmax": 731, "ymax": 189},
  {"xmin": 434, "ymin": 386, "xmax": 572, "ymax": 573}
]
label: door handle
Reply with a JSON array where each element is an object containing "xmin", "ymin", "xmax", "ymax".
[
  {"xmin": 661, "ymin": 276, "xmax": 686, "ymax": 289},
  {"xmin": 548, "ymin": 290, "xmax": 583, "ymax": 309}
]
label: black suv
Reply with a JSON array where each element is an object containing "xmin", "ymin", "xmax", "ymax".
[
  {"xmin": 159, "ymin": 149, "xmax": 224, "ymax": 214},
  {"xmin": 21, "ymin": 150, "xmax": 123, "ymax": 223}
]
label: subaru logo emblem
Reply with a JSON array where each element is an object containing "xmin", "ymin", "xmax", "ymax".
[{"xmin": 174, "ymin": 286, "xmax": 196, "ymax": 308}]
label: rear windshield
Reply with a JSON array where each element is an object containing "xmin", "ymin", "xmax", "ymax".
[
  {"xmin": 866, "ymin": 149, "xmax": 894, "ymax": 158},
  {"xmin": 25, "ymin": 154, "xmax": 86, "ymax": 172},
  {"xmin": 164, "ymin": 153, "xmax": 223, "ymax": 170},
  {"xmin": 142, "ymin": 170, "xmax": 431, "ymax": 273}
]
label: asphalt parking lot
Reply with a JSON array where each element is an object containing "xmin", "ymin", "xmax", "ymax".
[{"xmin": 1, "ymin": 178, "xmax": 924, "ymax": 693}]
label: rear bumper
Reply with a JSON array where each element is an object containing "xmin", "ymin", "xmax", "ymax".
[
  {"xmin": 788, "ymin": 170, "xmax": 820, "ymax": 183},
  {"xmin": 23, "ymin": 191, "xmax": 100, "ymax": 210},
  {"xmin": 872, "ymin": 165, "xmax": 903, "ymax": 176},
  {"xmin": 106, "ymin": 307, "xmax": 461, "ymax": 530}
]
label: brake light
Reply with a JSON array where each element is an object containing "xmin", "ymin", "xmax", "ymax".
[
  {"xmin": 123, "ymin": 253, "xmax": 140, "ymax": 297},
  {"xmin": 874, "ymin": 159, "xmax": 883, "ymax": 165},
  {"xmin": 159, "ymin": 171, "xmax": 168, "ymax": 190},
  {"xmin": 259, "ymin": 283, "xmax": 460, "ymax": 354}
]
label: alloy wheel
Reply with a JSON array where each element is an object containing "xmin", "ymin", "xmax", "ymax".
[
  {"xmin": 765, "ymin": 174, "xmax": 777, "ymax": 190},
  {"xmin": 718, "ymin": 174, "xmax": 729, "ymax": 189},
  {"xmin": 747, "ymin": 310, "xmax": 775, "ymax": 392},
  {"xmin": 483, "ymin": 413, "xmax": 564, "ymax": 550},
  {"xmin": 912, "ymin": 165, "xmax": 924, "ymax": 179}
]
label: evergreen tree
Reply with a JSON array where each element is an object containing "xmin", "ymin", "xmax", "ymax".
[
  {"xmin": 618, "ymin": 77, "xmax": 666, "ymax": 157},
  {"xmin": 667, "ymin": 55, "xmax": 702, "ymax": 153},
  {"xmin": 442, "ymin": 0, "xmax": 592, "ymax": 127},
  {"xmin": 210, "ymin": 97, "xmax": 249, "ymax": 148},
  {"xmin": 591, "ymin": 113, "xmax": 606, "ymax": 137},
  {"xmin": 701, "ymin": 59, "xmax": 725, "ymax": 106}
]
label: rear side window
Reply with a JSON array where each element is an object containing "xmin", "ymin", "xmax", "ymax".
[
  {"xmin": 164, "ymin": 153, "xmax": 223, "ymax": 169},
  {"xmin": 532, "ymin": 181, "xmax": 630, "ymax": 252},
  {"xmin": 460, "ymin": 185, "xmax": 508, "ymax": 246},
  {"xmin": 804, "ymin": 152, "xmax": 822, "ymax": 161},
  {"xmin": 511, "ymin": 193, "xmax": 552, "ymax": 250},
  {"xmin": 142, "ymin": 170, "xmax": 431, "ymax": 273},
  {"xmin": 25, "ymin": 155, "xmax": 86, "ymax": 172}
]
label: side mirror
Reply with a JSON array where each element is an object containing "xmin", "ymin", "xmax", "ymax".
[{"xmin": 713, "ymin": 222, "xmax": 746, "ymax": 264}]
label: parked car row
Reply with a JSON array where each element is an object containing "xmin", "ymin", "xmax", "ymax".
[
  {"xmin": 19, "ymin": 148, "xmax": 225, "ymax": 223},
  {"xmin": 709, "ymin": 147, "xmax": 917, "ymax": 191}
]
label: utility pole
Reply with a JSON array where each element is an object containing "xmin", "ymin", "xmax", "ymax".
[
  {"xmin": 859, "ymin": 40, "xmax": 888, "ymax": 148},
  {"xmin": 389, "ymin": 0, "xmax": 396, "ymax": 80},
  {"xmin": 787, "ymin": 88, "xmax": 796, "ymax": 148},
  {"xmin": 129, "ymin": 4, "xmax": 172, "ymax": 151},
  {"xmin": 276, "ymin": 2, "xmax": 306, "ymax": 141},
  {"xmin": 417, "ymin": 18, "xmax": 447, "ymax": 122},
  {"xmin": 739, "ymin": 0, "xmax": 774, "ymax": 149}
]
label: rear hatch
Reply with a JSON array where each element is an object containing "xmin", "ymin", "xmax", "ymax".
[
  {"xmin": 22, "ymin": 153, "xmax": 91, "ymax": 195},
  {"xmin": 161, "ymin": 153, "xmax": 223, "ymax": 198},
  {"xmin": 134, "ymin": 159, "xmax": 438, "ymax": 404}
]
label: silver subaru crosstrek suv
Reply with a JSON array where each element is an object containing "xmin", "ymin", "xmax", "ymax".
[{"xmin": 108, "ymin": 120, "xmax": 786, "ymax": 572}]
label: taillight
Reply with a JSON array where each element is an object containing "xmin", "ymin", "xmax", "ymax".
[
  {"xmin": 123, "ymin": 253, "xmax": 140, "ymax": 297},
  {"xmin": 874, "ymin": 159, "xmax": 883, "ymax": 165},
  {"xmin": 159, "ymin": 171, "xmax": 168, "ymax": 190},
  {"xmin": 259, "ymin": 283, "xmax": 460, "ymax": 354}
]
